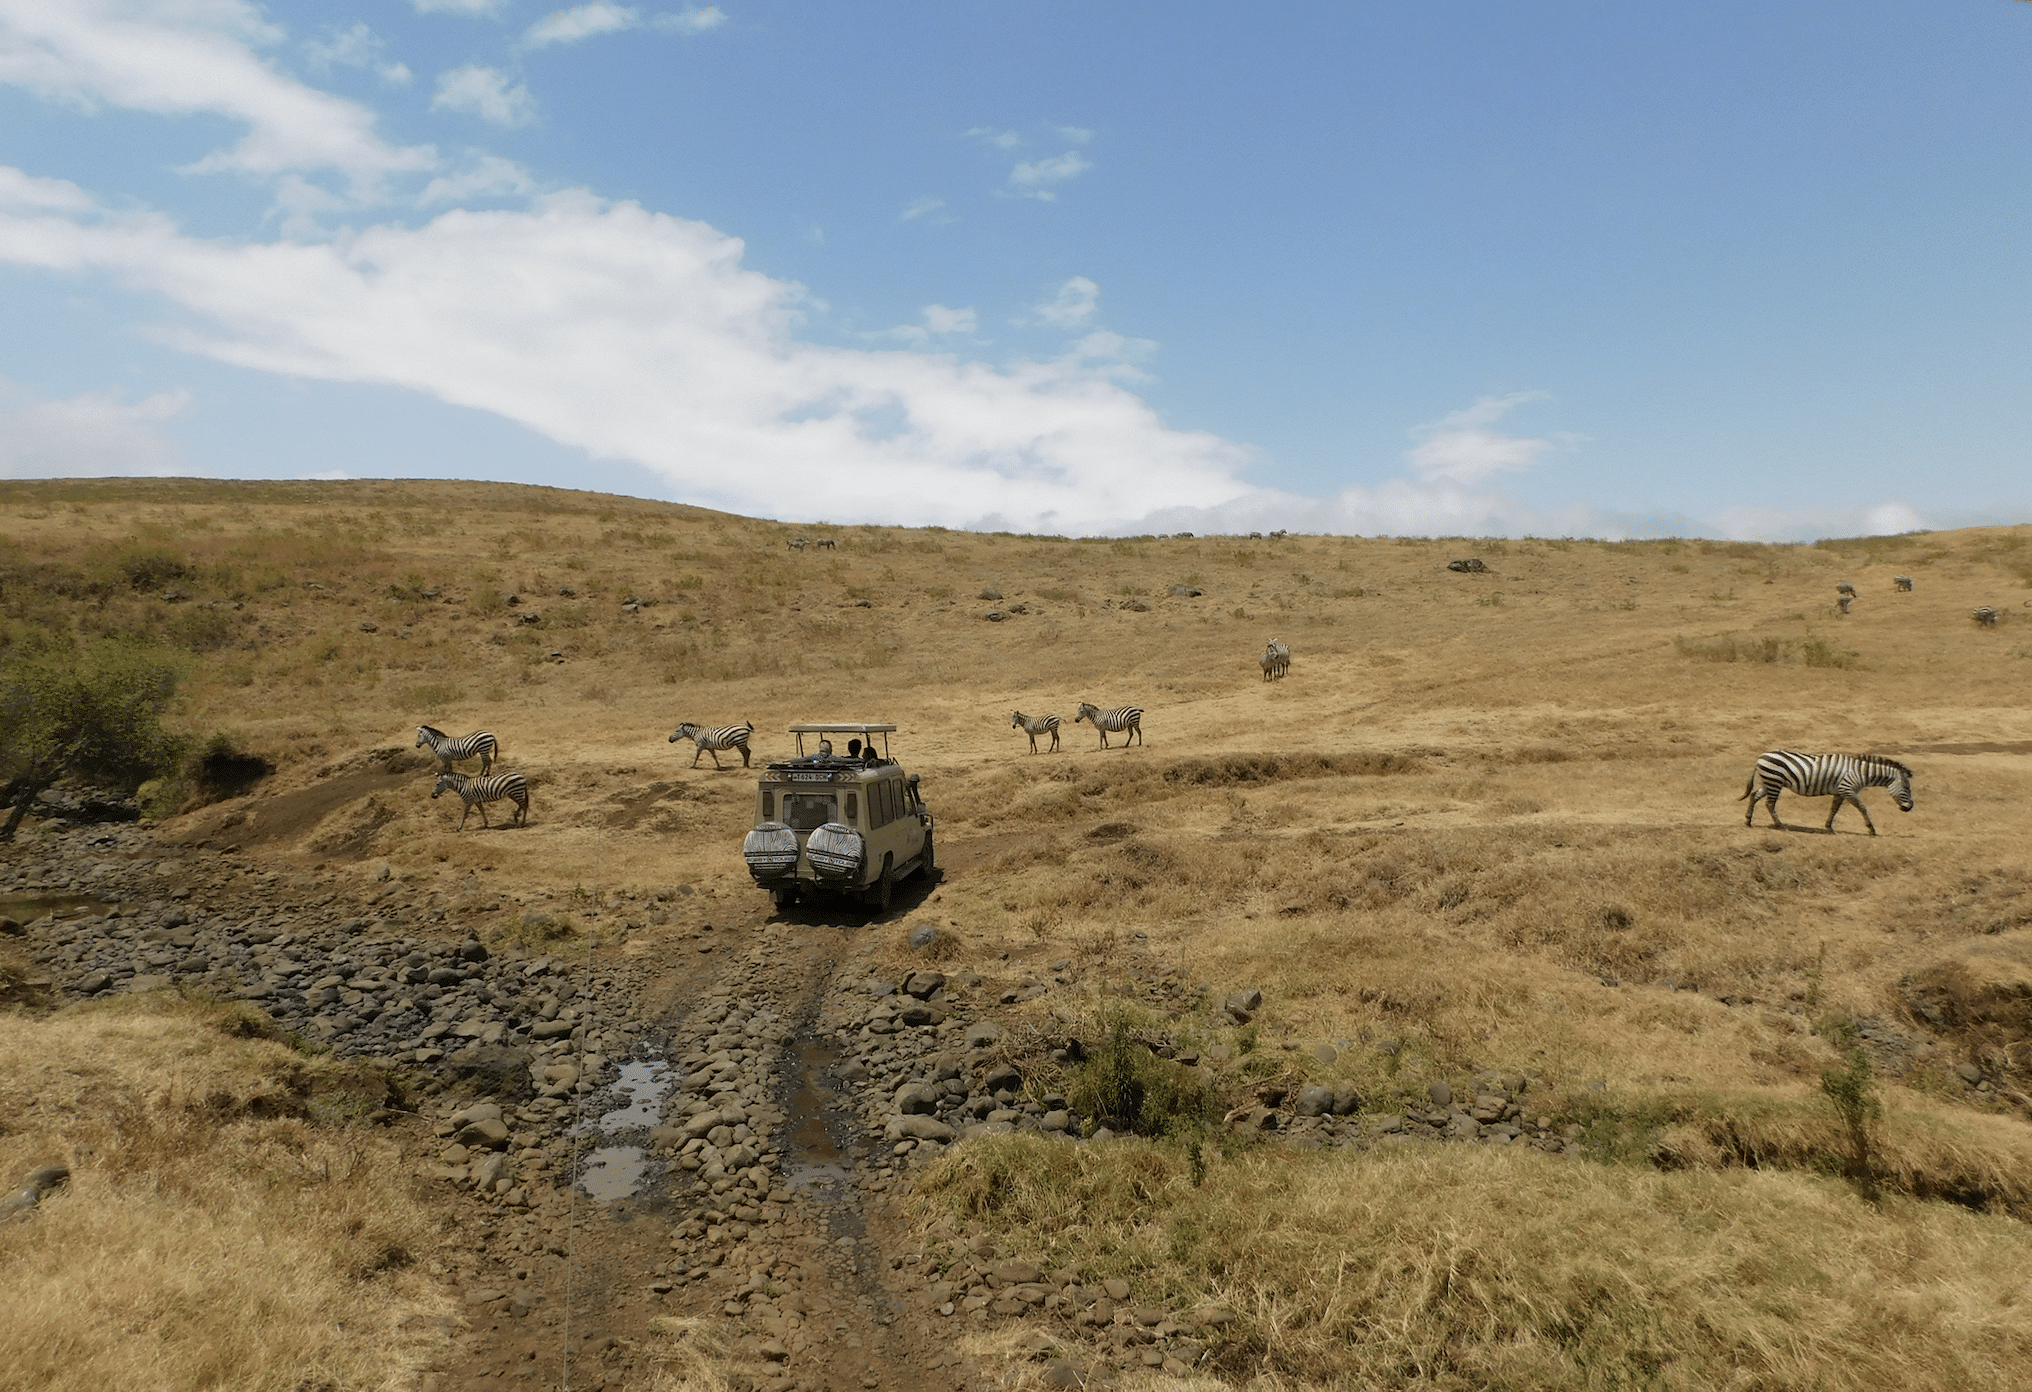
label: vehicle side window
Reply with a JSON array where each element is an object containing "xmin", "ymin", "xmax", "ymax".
[
  {"xmin": 761, "ymin": 791, "xmax": 774, "ymax": 821},
  {"xmin": 845, "ymin": 793, "xmax": 858, "ymax": 822},
  {"xmin": 878, "ymin": 781, "xmax": 895, "ymax": 827}
]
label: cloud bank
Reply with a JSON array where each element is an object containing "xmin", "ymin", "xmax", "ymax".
[{"xmin": 0, "ymin": 382, "xmax": 188, "ymax": 478}]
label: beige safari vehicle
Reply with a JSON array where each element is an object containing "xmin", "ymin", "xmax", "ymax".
[{"xmin": 740, "ymin": 722, "xmax": 934, "ymax": 911}]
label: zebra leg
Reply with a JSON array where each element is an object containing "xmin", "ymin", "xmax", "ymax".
[
  {"xmin": 738, "ymin": 744, "xmax": 751, "ymax": 768},
  {"xmin": 457, "ymin": 801, "xmax": 472, "ymax": 831},
  {"xmin": 1130, "ymin": 724, "xmax": 1142, "ymax": 747},
  {"xmin": 1842, "ymin": 795, "xmax": 1877, "ymax": 836},
  {"xmin": 708, "ymin": 748, "xmax": 724, "ymax": 770},
  {"xmin": 1764, "ymin": 791, "xmax": 1786, "ymax": 829},
  {"xmin": 689, "ymin": 746, "xmax": 703, "ymax": 769},
  {"xmin": 477, "ymin": 800, "xmax": 491, "ymax": 829}
]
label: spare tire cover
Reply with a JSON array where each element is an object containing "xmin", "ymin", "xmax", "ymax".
[
  {"xmin": 742, "ymin": 822, "xmax": 799, "ymax": 878},
  {"xmin": 805, "ymin": 822, "xmax": 865, "ymax": 880}
]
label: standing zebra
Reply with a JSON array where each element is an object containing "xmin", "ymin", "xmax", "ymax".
[
  {"xmin": 432, "ymin": 771, "xmax": 530, "ymax": 830},
  {"xmin": 669, "ymin": 721, "xmax": 754, "ymax": 769},
  {"xmin": 1893, "ymin": 575, "xmax": 1914, "ymax": 592},
  {"xmin": 1074, "ymin": 702, "xmax": 1144, "ymax": 749},
  {"xmin": 1011, "ymin": 710, "xmax": 1061, "ymax": 753},
  {"xmin": 1973, "ymin": 606, "xmax": 2000, "ymax": 627},
  {"xmin": 1260, "ymin": 638, "xmax": 1290, "ymax": 681},
  {"xmin": 1739, "ymin": 750, "xmax": 1913, "ymax": 836},
  {"xmin": 416, "ymin": 725, "xmax": 499, "ymax": 775},
  {"xmin": 1835, "ymin": 583, "xmax": 1857, "ymax": 598},
  {"xmin": 1836, "ymin": 594, "xmax": 1853, "ymax": 615}
]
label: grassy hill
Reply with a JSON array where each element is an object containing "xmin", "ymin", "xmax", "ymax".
[{"xmin": 4, "ymin": 476, "xmax": 2032, "ymax": 1388}]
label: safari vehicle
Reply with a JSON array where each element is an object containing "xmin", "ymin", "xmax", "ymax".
[{"xmin": 740, "ymin": 723, "xmax": 934, "ymax": 911}]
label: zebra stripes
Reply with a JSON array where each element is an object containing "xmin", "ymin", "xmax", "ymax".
[
  {"xmin": 1740, "ymin": 750, "xmax": 1913, "ymax": 837},
  {"xmin": 1260, "ymin": 638, "xmax": 1290, "ymax": 681},
  {"xmin": 1894, "ymin": 575, "xmax": 1913, "ymax": 592},
  {"xmin": 1974, "ymin": 606, "xmax": 2000, "ymax": 627},
  {"xmin": 1011, "ymin": 710, "xmax": 1060, "ymax": 753},
  {"xmin": 416, "ymin": 725, "xmax": 498, "ymax": 775},
  {"xmin": 669, "ymin": 721, "xmax": 754, "ymax": 769},
  {"xmin": 432, "ymin": 772, "xmax": 530, "ymax": 830},
  {"xmin": 1075, "ymin": 702, "xmax": 1144, "ymax": 749}
]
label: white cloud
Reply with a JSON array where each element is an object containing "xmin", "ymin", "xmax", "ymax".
[
  {"xmin": 879, "ymin": 303, "xmax": 978, "ymax": 345},
  {"xmin": 1032, "ymin": 276, "xmax": 1098, "ymax": 327},
  {"xmin": 1406, "ymin": 392, "xmax": 1552, "ymax": 485},
  {"xmin": 900, "ymin": 196, "xmax": 945, "ymax": 222},
  {"xmin": 652, "ymin": 7, "xmax": 726, "ymax": 35},
  {"xmin": 965, "ymin": 127, "xmax": 1022, "ymax": 150},
  {"xmin": 432, "ymin": 64, "xmax": 535, "ymax": 127},
  {"xmin": 0, "ymin": 382, "xmax": 188, "ymax": 478},
  {"xmin": 525, "ymin": 3, "xmax": 637, "ymax": 47},
  {"xmin": 1056, "ymin": 125, "xmax": 1094, "ymax": 144},
  {"xmin": 302, "ymin": 22, "xmax": 409, "ymax": 84},
  {"xmin": 0, "ymin": 190, "xmax": 1254, "ymax": 530},
  {"xmin": 0, "ymin": 0, "xmax": 434, "ymax": 194},
  {"xmin": 1008, "ymin": 150, "xmax": 1090, "ymax": 200},
  {"xmin": 0, "ymin": 165, "xmax": 93, "ymax": 212},
  {"xmin": 411, "ymin": 0, "xmax": 505, "ymax": 15},
  {"xmin": 419, "ymin": 154, "xmax": 537, "ymax": 205}
]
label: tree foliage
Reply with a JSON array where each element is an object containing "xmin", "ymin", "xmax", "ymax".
[{"xmin": 0, "ymin": 640, "xmax": 186, "ymax": 840}]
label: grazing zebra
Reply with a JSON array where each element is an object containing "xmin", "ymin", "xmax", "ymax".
[
  {"xmin": 814, "ymin": 538, "xmax": 836, "ymax": 550},
  {"xmin": 1836, "ymin": 583, "xmax": 1857, "ymax": 598},
  {"xmin": 432, "ymin": 772, "xmax": 530, "ymax": 830},
  {"xmin": 1739, "ymin": 750, "xmax": 1914, "ymax": 837},
  {"xmin": 787, "ymin": 538, "xmax": 808, "ymax": 551},
  {"xmin": 1894, "ymin": 575, "xmax": 1913, "ymax": 592},
  {"xmin": 1260, "ymin": 638, "xmax": 1290, "ymax": 681},
  {"xmin": 1074, "ymin": 702, "xmax": 1144, "ymax": 749},
  {"xmin": 1011, "ymin": 710, "xmax": 1061, "ymax": 753},
  {"xmin": 415, "ymin": 725, "xmax": 498, "ymax": 775},
  {"xmin": 1974, "ymin": 606, "xmax": 2000, "ymax": 627},
  {"xmin": 1836, "ymin": 594, "xmax": 1853, "ymax": 614},
  {"xmin": 669, "ymin": 721, "xmax": 754, "ymax": 769}
]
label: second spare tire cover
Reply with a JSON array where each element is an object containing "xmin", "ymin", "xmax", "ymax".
[{"xmin": 805, "ymin": 822, "xmax": 865, "ymax": 880}]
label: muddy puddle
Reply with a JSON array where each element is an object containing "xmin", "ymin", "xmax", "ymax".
[
  {"xmin": 576, "ymin": 1054, "xmax": 678, "ymax": 1201},
  {"xmin": 779, "ymin": 1034, "xmax": 866, "ymax": 1237},
  {"xmin": 0, "ymin": 894, "xmax": 115, "ymax": 924}
]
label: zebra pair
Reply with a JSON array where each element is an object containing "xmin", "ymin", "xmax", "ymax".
[
  {"xmin": 1260, "ymin": 638, "xmax": 1290, "ymax": 681},
  {"xmin": 670, "ymin": 721, "xmax": 754, "ymax": 769},
  {"xmin": 1741, "ymin": 750, "xmax": 1913, "ymax": 837}
]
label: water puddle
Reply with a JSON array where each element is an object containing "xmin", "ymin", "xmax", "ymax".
[
  {"xmin": 0, "ymin": 894, "xmax": 116, "ymax": 924},
  {"xmin": 574, "ymin": 1051, "xmax": 677, "ymax": 1201},
  {"xmin": 780, "ymin": 1035, "xmax": 862, "ymax": 1222},
  {"xmin": 579, "ymin": 1146, "xmax": 651, "ymax": 1200}
]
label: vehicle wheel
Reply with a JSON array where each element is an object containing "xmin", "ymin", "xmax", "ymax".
[
  {"xmin": 871, "ymin": 863, "xmax": 894, "ymax": 912},
  {"xmin": 918, "ymin": 831, "xmax": 935, "ymax": 879},
  {"xmin": 771, "ymin": 885, "xmax": 798, "ymax": 911}
]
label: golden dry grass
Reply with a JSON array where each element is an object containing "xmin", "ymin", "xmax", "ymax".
[
  {"xmin": 916, "ymin": 1133, "xmax": 2032, "ymax": 1390},
  {"xmin": 0, "ymin": 994, "xmax": 454, "ymax": 1392},
  {"xmin": 6, "ymin": 478, "xmax": 2032, "ymax": 1386}
]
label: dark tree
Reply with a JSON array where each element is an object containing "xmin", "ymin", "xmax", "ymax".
[{"xmin": 0, "ymin": 641, "xmax": 185, "ymax": 841}]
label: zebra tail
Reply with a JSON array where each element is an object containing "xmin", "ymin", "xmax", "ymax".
[{"xmin": 1737, "ymin": 771, "xmax": 1758, "ymax": 801}]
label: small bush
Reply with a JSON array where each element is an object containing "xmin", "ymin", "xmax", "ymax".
[{"xmin": 1066, "ymin": 1016, "xmax": 1216, "ymax": 1143}]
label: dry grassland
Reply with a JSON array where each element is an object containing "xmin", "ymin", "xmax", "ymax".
[
  {"xmin": 6, "ymin": 477, "xmax": 2032, "ymax": 1387},
  {"xmin": 0, "ymin": 991, "xmax": 455, "ymax": 1391}
]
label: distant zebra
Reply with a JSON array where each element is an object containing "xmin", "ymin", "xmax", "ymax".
[
  {"xmin": 669, "ymin": 721, "xmax": 754, "ymax": 769},
  {"xmin": 1894, "ymin": 575, "xmax": 1913, "ymax": 592},
  {"xmin": 814, "ymin": 538, "xmax": 836, "ymax": 550},
  {"xmin": 1260, "ymin": 638, "xmax": 1290, "ymax": 681},
  {"xmin": 1836, "ymin": 594, "xmax": 1852, "ymax": 615},
  {"xmin": 787, "ymin": 538, "xmax": 808, "ymax": 551},
  {"xmin": 1075, "ymin": 702, "xmax": 1144, "ymax": 749},
  {"xmin": 1740, "ymin": 750, "xmax": 1914, "ymax": 837},
  {"xmin": 432, "ymin": 772, "xmax": 530, "ymax": 830},
  {"xmin": 1011, "ymin": 710, "xmax": 1060, "ymax": 753},
  {"xmin": 416, "ymin": 725, "xmax": 498, "ymax": 775},
  {"xmin": 1836, "ymin": 583, "xmax": 1857, "ymax": 598},
  {"xmin": 1974, "ymin": 606, "xmax": 2000, "ymax": 627}
]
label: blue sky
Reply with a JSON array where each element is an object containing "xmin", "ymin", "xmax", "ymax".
[{"xmin": 0, "ymin": 1, "xmax": 2028, "ymax": 537}]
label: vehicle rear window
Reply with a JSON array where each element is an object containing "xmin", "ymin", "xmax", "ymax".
[{"xmin": 781, "ymin": 794, "xmax": 838, "ymax": 830}]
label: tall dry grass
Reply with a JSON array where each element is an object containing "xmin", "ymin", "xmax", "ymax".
[
  {"xmin": 916, "ymin": 1134, "xmax": 2032, "ymax": 1390},
  {"xmin": 0, "ymin": 993, "xmax": 454, "ymax": 1392}
]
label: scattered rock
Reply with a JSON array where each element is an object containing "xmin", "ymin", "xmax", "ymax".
[
  {"xmin": 907, "ymin": 923, "xmax": 941, "ymax": 951},
  {"xmin": 977, "ymin": 588, "xmax": 1003, "ymax": 601}
]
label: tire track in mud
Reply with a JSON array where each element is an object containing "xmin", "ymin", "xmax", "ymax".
[{"xmin": 446, "ymin": 908, "xmax": 966, "ymax": 1392}]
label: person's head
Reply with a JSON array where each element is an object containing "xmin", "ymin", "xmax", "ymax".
[
  {"xmin": 818, "ymin": 739, "xmax": 833, "ymax": 756},
  {"xmin": 847, "ymin": 739, "xmax": 862, "ymax": 757}
]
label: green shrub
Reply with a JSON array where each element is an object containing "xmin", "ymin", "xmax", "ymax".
[{"xmin": 0, "ymin": 639, "xmax": 186, "ymax": 839}]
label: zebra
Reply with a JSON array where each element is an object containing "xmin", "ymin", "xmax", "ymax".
[
  {"xmin": 432, "ymin": 771, "xmax": 530, "ymax": 830},
  {"xmin": 1894, "ymin": 575, "xmax": 1913, "ymax": 592},
  {"xmin": 1260, "ymin": 638, "xmax": 1290, "ymax": 680},
  {"xmin": 787, "ymin": 538, "xmax": 808, "ymax": 551},
  {"xmin": 1836, "ymin": 583, "xmax": 1857, "ymax": 598},
  {"xmin": 1973, "ymin": 606, "xmax": 2000, "ymax": 627},
  {"xmin": 1836, "ymin": 594, "xmax": 1852, "ymax": 615},
  {"xmin": 814, "ymin": 538, "xmax": 836, "ymax": 550},
  {"xmin": 1074, "ymin": 702, "xmax": 1144, "ymax": 749},
  {"xmin": 1011, "ymin": 710, "xmax": 1060, "ymax": 753},
  {"xmin": 669, "ymin": 721, "xmax": 754, "ymax": 769},
  {"xmin": 415, "ymin": 725, "xmax": 498, "ymax": 775},
  {"xmin": 1739, "ymin": 751, "xmax": 1913, "ymax": 837}
]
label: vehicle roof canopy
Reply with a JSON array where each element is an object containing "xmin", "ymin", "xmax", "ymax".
[{"xmin": 787, "ymin": 722, "xmax": 896, "ymax": 734}]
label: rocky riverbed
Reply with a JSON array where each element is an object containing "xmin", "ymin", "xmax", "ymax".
[{"xmin": 5, "ymin": 818, "xmax": 1616, "ymax": 1391}]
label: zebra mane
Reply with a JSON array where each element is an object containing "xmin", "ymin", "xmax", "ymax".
[
  {"xmin": 419, "ymin": 724, "xmax": 445, "ymax": 737},
  {"xmin": 1858, "ymin": 754, "xmax": 1913, "ymax": 776}
]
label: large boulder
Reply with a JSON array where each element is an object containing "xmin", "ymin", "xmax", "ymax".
[{"xmin": 445, "ymin": 1044, "xmax": 534, "ymax": 1100}]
